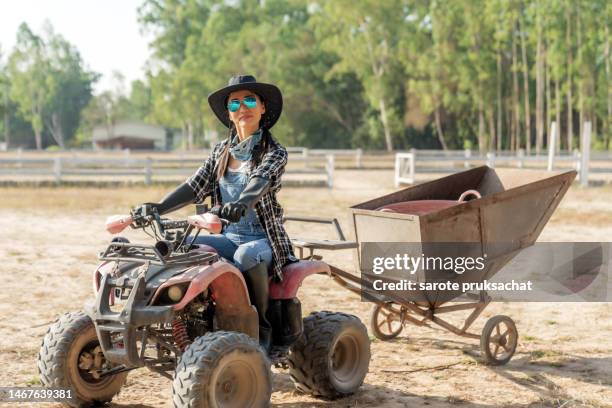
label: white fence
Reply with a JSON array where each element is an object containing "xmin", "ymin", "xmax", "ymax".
[
  {"xmin": 287, "ymin": 147, "xmax": 362, "ymax": 168},
  {"xmin": 0, "ymin": 154, "xmax": 335, "ymax": 188},
  {"xmin": 2, "ymin": 122, "xmax": 609, "ymax": 189},
  {"xmin": 394, "ymin": 122, "xmax": 608, "ymax": 187}
]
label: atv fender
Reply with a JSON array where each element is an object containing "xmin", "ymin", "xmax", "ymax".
[
  {"xmin": 152, "ymin": 260, "xmax": 259, "ymax": 339},
  {"xmin": 270, "ymin": 260, "xmax": 331, "ymax": 299}
]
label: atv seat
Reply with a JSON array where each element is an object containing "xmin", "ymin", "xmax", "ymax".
[
  {"xmin": 193, "ymin": 244, "xmax": 329, "ymax": 299},
  {"xmin": 270, "ymin": 260, "xmax": 331, "ymax": 299}
]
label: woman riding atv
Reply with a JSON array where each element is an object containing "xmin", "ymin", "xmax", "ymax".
[{"xmin": 140, "ymin": 75, "xmax": 298, "ymax": 351}]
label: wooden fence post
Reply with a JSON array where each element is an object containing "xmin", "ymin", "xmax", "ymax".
[
  {"xmin": 517, "ymin": 148, "xmax": 525, "ymax": 168},
  {"xmin": 580, "ymin": 121, "xmax": 591, "ymax": 187},
  {"xmin": 573, "ymin": 148, "xmax": 581, "ymax": 172},
  {"xmin": 409, "ymin": 149, "xmax": 415, "ymax": 183},
  {"xmin": 547, "ymin": 121, "xmax": 557, "ymax": 171},
  {"xmin": 123, "ymin": 148, "xmax": 131, "ymax": 167},
  {"xmin": 486, "ymin": 152, "xmax": 496, "ymax": 168},
  {"xmin": 356, "ymin": 148, "xmax": 363, "ymax": 168},
  {"xmin": 326, "ymin": 154, "xmax": 334, "ymax": 188},
  {"xmin": 394, "ymin": 153, "xmax": 401, "ymax": 187},
  {"xmin": 145, "ymin": 157, "xmax": 153, "ymax": 185},
  {"xmin": 464, "ymin": 148, "xmax": 471, "ymax": 168},
  {"xmin": 53, "ymin": 157, "xmax": 62, "ymax": 184}
]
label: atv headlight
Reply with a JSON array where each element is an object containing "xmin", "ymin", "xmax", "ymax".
[
  {"xmin": 154, "ymin": 282, "xmax": 190, "ymax": 305},
  {"xmin": 167, "ymin": 285, "xmax": 184, "ymax": 302}
]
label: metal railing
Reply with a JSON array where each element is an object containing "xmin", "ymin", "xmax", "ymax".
[
  {"xmin": 0, "ymin": 154, "xmax": 336, "ymax": 188},
  {"xmin": 394, "ymin": 122, "xmax": 609, "ymax": 187}
]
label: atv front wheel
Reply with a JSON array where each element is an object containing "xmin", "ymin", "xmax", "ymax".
[
  {"xmin": 288, "ymin": 311, "xmax": 370, "ymax": 399},
  {"xmin": 172, "ymin": 331, "xmax": 272, "ymax": 408},
  {"xmin": 37, "ymin": 311, "xmax": 127, "ymax": 407}
]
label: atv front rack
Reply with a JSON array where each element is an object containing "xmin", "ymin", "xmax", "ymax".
[
  {"xmin": 99, "ymin": 242, "xmax": 217, "ymax": 266},
  {"xmin": 85, "ymin": 271, "xmax": 175, "ymax": 367}
]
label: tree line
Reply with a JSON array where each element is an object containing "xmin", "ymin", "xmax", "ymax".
[
  {"xmin": 0, "ymin": 22, "xmax": 98, "ymax": 150},
  {"xmin": 1, "ymin": 0, "xmax": 610, "ymax": 152},
  {"xmin": 0, "ymin": 21, "xmax": 154, "ymax": 150}
]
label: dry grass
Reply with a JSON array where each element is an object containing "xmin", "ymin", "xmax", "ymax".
[{"xmin": 0, "ymin": 186, "xmax": 169, "ymax": 212}]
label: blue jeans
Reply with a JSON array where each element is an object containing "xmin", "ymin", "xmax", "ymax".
[{"xmin": 189, "ymin": 233, "xmax": 273, "ymax": 273}]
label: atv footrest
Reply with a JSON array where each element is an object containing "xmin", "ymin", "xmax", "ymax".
[{"xmin": 270, "ymin": 345, "xmax": 290, "ymax": 368}]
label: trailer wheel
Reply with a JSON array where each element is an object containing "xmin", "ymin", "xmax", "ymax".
[
  {"xmin": 369, "ymin": 303, "xmax": 404, "ymax": 340},
  {"xmin": 288, "ymin": 311, "xmax": 370, "ymax": 399},
  {"xmin": 480, "ymin": 315, "xmax": 518, "ymax": 365},
  {"xmin": 37, "ymin": 311, "xmax": 127, "ymax": 408},
  {"xmin": 172, "ymin": 331, "xmax": 271, "ymax": 408}
]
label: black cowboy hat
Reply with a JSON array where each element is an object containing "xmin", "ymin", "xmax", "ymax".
[{"xmin": 208, "ymin": 74, "xmax": 283, "ymax": 129}]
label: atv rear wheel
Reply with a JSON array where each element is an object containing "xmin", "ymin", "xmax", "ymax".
[
  {"xmin": 172, "ymin": 331, "xmax": 272, "ymax": 408},
  {"xmin": 37, "ymin": 311, "xmax": 127, "ymax": 408},
  {"xmin": 288, "ymin": 311, "xmax": 370, "ymax": 399}
]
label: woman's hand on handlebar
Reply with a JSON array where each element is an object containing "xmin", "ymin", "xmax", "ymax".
[{"xmin": 208, "ymin": 205, "xmax": 231, "ymax": 226}]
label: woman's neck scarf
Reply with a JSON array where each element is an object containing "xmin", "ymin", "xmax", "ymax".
[{"xmin": 229, "ymin": 128, "xmax": 263, "ymax": 162}]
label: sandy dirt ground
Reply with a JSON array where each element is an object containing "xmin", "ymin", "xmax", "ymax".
[{"xmin": 0, "ymin": 168, "xmax": 611, "ymax": 408}]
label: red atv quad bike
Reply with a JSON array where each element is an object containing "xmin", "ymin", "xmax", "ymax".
[{"xmin": 37, "ymin": 204, "xmax": 370, "ymax": 407}]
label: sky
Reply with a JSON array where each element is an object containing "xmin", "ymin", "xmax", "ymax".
[{"xmin": 0, "ymin": 0, "xmax": 152, "ymax": 95}]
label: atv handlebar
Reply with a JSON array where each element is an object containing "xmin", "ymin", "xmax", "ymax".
[
  {"xmin": 129, "ymin": 204, "xmax": 230, "ymax": 233},
  {"xmin": 105, "ymin": 205, "xmax": 232, "ymax": 257},
  {"xmin": 105, "ymin": 204, "xmax": 232, "ymax": 241},
  {"xmin": 159, "ymin": 219, "xmax": 189, "ymax": 230}
]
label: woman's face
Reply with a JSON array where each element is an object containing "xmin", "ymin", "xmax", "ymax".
[{"xmin": 227, "ymin": 89, "xmax": 266, "ymax": 129}]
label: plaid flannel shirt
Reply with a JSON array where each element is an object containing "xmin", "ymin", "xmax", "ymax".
[{"xmin": 186, "ymin": 134, "xmax": 298, "ymax": 281}]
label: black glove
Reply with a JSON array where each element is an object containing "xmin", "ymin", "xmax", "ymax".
[
  {"xmin": 144, "ymin": 182, "xmax": 196, "ymax": 216},
  {"xmin": 221, "ymin": 202, "xmax": 248, "ymax": 222},
  {"xmin": 220, "ymin": 176, "xmax": 271, "ymax": 223}
]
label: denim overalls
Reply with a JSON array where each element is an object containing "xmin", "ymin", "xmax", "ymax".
[
  {"xmin": 221, "ymin": 163, "xmax": 267, "ymax": 242},
  {"xmin": 191, "ymin": 161, "xmax": 273, "ymax": 272}
]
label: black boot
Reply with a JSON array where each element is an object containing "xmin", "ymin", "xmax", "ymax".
[{"xmin": 242, "ymin": 262, "xmax": 272, "ymax": 352}]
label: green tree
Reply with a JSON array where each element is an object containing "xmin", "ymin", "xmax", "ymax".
[
  {"xmin": 308, "ymin": 0, "xmax": 407, "ymax": 151},
  {"xmin": 8, "ymin": 23, "xmax": 48, "ymax": 150},
  {"xmin": 43, "ymin": 24, "xmax": 98, "ymax": 148},
  {"xmin": 136, "ymin": 0, "xmax": 611, "ymax": 152},
  {"xmin": 139, "ymin": 0, "xmax": 213, "ymax": 149},
  {"xmin": 0, "ymin": 45, "xmax": 10, "ymax": 148},
  {"xmin": 127, "ymin": 78, "xmax": 153, "ymax": 121},
  {"xmin": 8, "ymin": 22, "xmax": 96, "ymax": 149}
]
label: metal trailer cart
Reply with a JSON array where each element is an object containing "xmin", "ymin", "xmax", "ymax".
[{"xmin": 285, "ymin": 166, "xmax": 576, "ymax": 365}]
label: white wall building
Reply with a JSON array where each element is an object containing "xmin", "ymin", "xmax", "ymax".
[{"xmin": 92, "ymin": 120, "xmax": 173, "ymax": 150}]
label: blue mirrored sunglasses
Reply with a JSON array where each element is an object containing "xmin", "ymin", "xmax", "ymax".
[{"xmin": 227, "ymin": 96, "xmax": 258, "ymax": 112}]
